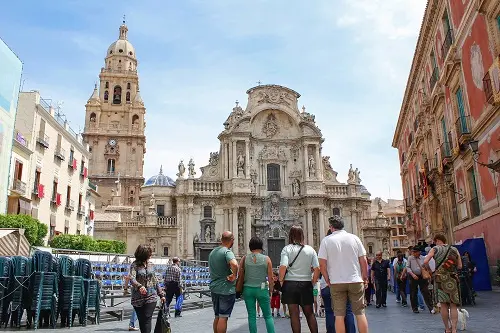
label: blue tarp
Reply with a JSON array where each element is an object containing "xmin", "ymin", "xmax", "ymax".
[{"xmin": 455, "ymin": 238, "xmax": 492, "ymax": 291}]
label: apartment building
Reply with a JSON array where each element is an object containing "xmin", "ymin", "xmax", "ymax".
[
  {"xmin": 392, "ymin": 0, "xmax": 500, "ymax": 265},
  {"xmin": 370, "ymin": 199, "xmax": 408, "ymax": 255},
  {"xmin": 10, "ymin": 91, "xmax": 95, "ymax": 241}
]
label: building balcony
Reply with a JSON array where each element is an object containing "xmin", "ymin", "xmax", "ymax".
[
  {"xmin": 414, "ymin": 185, "xmax": 422, "ymax": 202},
  {"xmin": 429, "ymin": 67, "xmax": 439, "ymax": 92},
  {"xmin": 36, "ymin": 131, "xmax": 49, "ymax": 149},
  {"xmin": 440, "ymin": 141, "xmax": 452, "ymax": 161},
  {"xmin": 455, "ymin": 116, "xmax": 471, "ymax": 145},
  {"xmin": 469, "ymin": 197, "xmax": 480, "ymax": 218},
  {"xmin": 54, "ymin": 146, "xmax": 65, "ymax": 161},
  {"xmin": 441, "ymin": 29, "xmax": 454, "ymax": 60},
  {"xmin": 65, "ymin": 200, "xmax": 75, "ymax": 211},
  {"xmin": 77, "ymin": 205, "xmax": 85, "ymax": 215},
  {"xmin": 325, "ymin": 185, "xmax": 349, "ymax": 198},
  {"xmin": 193, "ymin": 181, "xmax": 223, "ymax": 195},
  {"xmin": 157, "ymin": 216, "xmax": 178, "ymax": 228},
  {"xmin": 404, "ymin": 198, "xmax": 412, "ymax": 211},
  {"xmin": 10, "ymin": 179, "xmax": 27, "ymax": 196}
]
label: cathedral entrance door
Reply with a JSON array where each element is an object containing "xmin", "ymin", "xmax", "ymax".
[
  {"xmin": 267, "ymin": 239, "xmax": 285, "ymax": 268},
  {"xmin": 200, "ymin": 249, "xmax": 212, "ymax": 262}
]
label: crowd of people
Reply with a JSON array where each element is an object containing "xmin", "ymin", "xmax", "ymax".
[{"xmin": 122, "ymin": 214, "xmax": 468, "ymax": 333}]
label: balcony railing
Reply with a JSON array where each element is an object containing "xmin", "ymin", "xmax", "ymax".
[
  {"xmin": 455, "ymin": 116, "xmax": 471, "ymax": 143},
  {"xmin": 157, "ymin": 216, "xmax": 178, "ymax": 228},
  {"xmin": 440, "ymin": 141, "xmax": 452, "ymax": 160},
  {"xmin": 77, "ymin": 205, "xmax": 85, "ymax": 215},
  {"xmin": 429, "ymin": 66, "xmax": 439, "ymax": 92},
  {"xmin": 36, "ymin": 131, "xmax": 49, "ymax": 148},
  {"xmin": 88, "ymin": 181, "xmax": 97, "ymax": 192},
  {"xmin": 325, "ymin": 185, "xmax": 348, "ymax": 198},
  {"xmin": 65, "ymin": 200, "xmax": 75, "ymax": 211},
  {"xmin": 441, "ymin": 29, "xmax": 454, "ymax": 59},
  {"xmin": 483, "ymin": 71, "xmax": 494, "ymax": 104},
  {"xmin": 11, "ymin": 179, "xmax": 27, "ymax": 195},
  {"xmin": 193, "ymin": 181, "xmax": 223, "ymax": 195},
  {"xmin": 54, "ymin": 146, "xmax": 65, "ymax": 161},
  {"xmin": 469, "ymin": 197, "xmax": 480, "ymax": 218}
]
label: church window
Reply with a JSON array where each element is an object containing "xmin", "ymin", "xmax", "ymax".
[
  {"xmin": 368, "ymin": 243, "xmax": 374, "ymax": 254},
  {"xmin": 126, "ymin": 92, "xmax": 131, "ymax": 102},
  {"xmin": 105, "ymin": 82, "xmax": 109, "ymax": 89},
  {"xmin": 113, "ymin": 86, "xmax": 122, "ymax": 104},
  {"xmin": 132, "ymin": 114, "xmax": 139, "ymax": 124},
  {"xmin": 119, "ymin": 49, "xmax": 123, "ymax": 53},
  {"xmin": 267, "ymin": 163, "xmax": 281, "ymax": 191},
  {"xmin": 157, "ymin": 205, "xmax": 165, "ymax": 217},
  {"xmin": 129, "ymin": 51, "xmax": 133, "ymax": 56},
  {"xmin": 163, "ymin": 247, "xmax": 169, "ymax": 256},
  {"xmin": 109, "ymin": 50, "xmax": 113, "ymax": 54},
  {"xmin": 203, "ymin": 206, "xmax": 212, "ymax": 218},
  {"xmin": 104, "ymin": 90, "xmax": 109, "ymax": 101},
  {"xmin": 89, "ymin": 112, "xmax": 96, "ymax": 122},
  {"xmin": 127, "ymin": 82, "xmax": 131, "ymax": 89},
  {"xmin": 333, "ymin": 208, "xmax": 340, "ymax": 216},
  {"xmin": 107, "ymin": 159, "xmax": 115, "ymax": 174}
]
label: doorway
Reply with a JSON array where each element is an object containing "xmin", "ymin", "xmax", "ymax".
[
  {"xmin": 267, "ymin": 239, "xmax": 285, "ymax": 268},
  {"xmin": 200, "ymin": 249, "xmax": 212, "ymax": 262}
]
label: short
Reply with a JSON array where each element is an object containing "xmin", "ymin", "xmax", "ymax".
[
  {"xmin": 281, "ymin": 281, "xmax": 314, "ymax": 306},
  {"xmin": 211, "ymin": 293, "xmax": 236, "ymax": 318},
  {"xmin": 313, "ymin": 288, "xmax": 319, "ymax": 297},
  {"xmin": 330, "ymin": 283, "xmax": 365, "ymax": 316},
  {"xmin": 271, "ymin": 295, "xmax": 281, "ymax": 309}
]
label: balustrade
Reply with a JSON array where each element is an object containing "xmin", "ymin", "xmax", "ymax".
[
  {"xmin": 193, "ymin": 181, "xmax": 222, "ymax": 194},
  {"xmin": 157, "ymin": 216, "xmax": 177, "ymax": 227},
  {"xmin": 325, "ymin": 185, "xmax": 348, "ymax": 198}
]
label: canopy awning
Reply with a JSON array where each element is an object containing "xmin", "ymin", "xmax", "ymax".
[{"xmin": 0, "ymin": 228, "xmax": 30, "ymax": 257}]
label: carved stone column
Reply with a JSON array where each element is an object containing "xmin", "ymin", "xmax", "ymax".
[
  {"xmin": 221, "ymin": 141, "xmax": 226, "ymax": 180},
  {"xmin": 245, "ymin": 139, "xmax": 250, "ymax": 179},
  {"xmin": 245, "ymin": 207, "xmax": 252, "ymax": 247},
  {"xmin": 307, "ymin": 209, "xmax": 313, "ymax": 245},
  {"xmin": 319, "ymin": 209, "xmax": 325, "ymax": 240},
  {"xmin": 315, "ymin": 145, "xmax": 321, "ymax": 180},
  {"xmin": 232, "ymin": 141, "xmax": 237, "ymax": 178},
  {"xmin": 303, "ymin": 144, "xmax": 309, "ymax": 181},
  {"xmin": 232, "ymin": 208, "xmax": 239, "ymax": 256}
]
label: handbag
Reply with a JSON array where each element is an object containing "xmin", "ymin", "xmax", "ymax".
[
  {"xmin": 416, "ymin": 258, "xmax": 432, "ymax": 280},
  {"xmin": 174, "ymin": 293, "xmax": 184, "ymax": 312},
  {"xmin": 235, "ymin": 256, "xmax": 246, "ymax": 293},
  {"xmin": 154, "ymin": 303, "xmax": 171, "ymax": 333}
]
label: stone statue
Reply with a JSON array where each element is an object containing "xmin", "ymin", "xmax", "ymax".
[
  {"xmin": 308, "ymin": 156, "xmax": 316, "ymax": 177},
  {"xmin": 177, "ymin": 160, "xmax": 185, "ymax": 178},
  {"xmin": 292, "ymin": 179, "xmax": 300, "ymax": 197},
  {"xmin": 188, "ymin": 158, "xmax": 196, "ymax": 178},
  {"xmin": 354, "ymin": 168, "xmax": 361, "ymax": 184},
  {"xmin": 377, "ymin": 198, "xmax": 383, "ymax": 212},
  {"xmin": 348, "ymin": 164, "xmax": 355, "ymax": 184},
  {"xmin": 205, "ymin": 225, "xmax": 211, "ymax": 241},
  {"xmin": 193, "ymin": 232, "xmax": 199, "ymax": 242},
  {"xmin": 237, "ymin": 153, "xmax": 245, "ymax": 176}
]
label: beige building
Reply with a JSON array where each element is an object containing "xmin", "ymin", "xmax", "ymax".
[
  {"xmin": 83, "ymin": 21, "xmax": 145, "ymax": 209},
  {"xmin": 10, "ymin": 91, "xmax": 93, "ymax": 241},
  {"xmin": 360, "ymin": 198, "xmax": 392, "ymax": 259},
  {"xmin": 369, "ymin": 198, "xmax": 408, "ymax": 256}
]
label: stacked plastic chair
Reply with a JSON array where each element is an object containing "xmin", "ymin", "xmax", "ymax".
[
  {"xmin": 0, "ymin": 257, "xmax": 13, "ymax": 327},
  {"xmin": 76, "ymin": 259, "xmax": 100, "ymax": 325},
  {"xmin": 58, "ymin": 256, "xmax": 84, "ymax": 328},
  {"xmin": 29, "ymin": 251, "xmax": 58, "ymax": 329},
  {"xmin": 8, "ymin": 256, "xmax": 31, "ymax": 328}
]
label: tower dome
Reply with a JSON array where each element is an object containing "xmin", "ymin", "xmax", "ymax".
[
  {"xmin": 106, "ymin": 20, "xmax": 136, "ymax": 59},
  {"xmin": 144, "ymin": 166, "xmax": 176, "ymax": 187}
]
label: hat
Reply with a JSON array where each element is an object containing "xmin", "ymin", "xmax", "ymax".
[{"xmin": 411, "ymin": 245, "xmax": 424, "ymax": 252}]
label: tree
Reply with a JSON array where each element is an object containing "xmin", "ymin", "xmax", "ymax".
[
  {"xmin": 0, "ymin": 214, "xmax": 48, "ymax": 246},
  {"xmin": 49, "ymin": 234, "xmax": 126, "ymax": 254}
]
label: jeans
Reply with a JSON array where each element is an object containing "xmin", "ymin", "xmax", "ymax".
[
  {"xmin": 395, "ymin": 280, "xmax": 400, "ymax": 301},
  {"xmin": 374, "ymin": 279, "xmax": 388, "ymax": 306},
  {"xmin": 243, "ymin": 287, "xmax": 275, "ymax": 333},
  {"xmin": 321, "ymin": 287, "xmax": 355, "ymax": 333},
  {"xmin": 133, "ymin": 302, "xmax": 157, "ymax": 333},
  {"xmin": 409, "ymin": 277, "xmax": 433, "ymax": 311},
  {"xmin": 129, "ymin": 310, "xmax": 137, "ymax": 327},
  {"xmin": 165, "ymin": 281, "xmax": 182, "ymax": 316},
  {"xmin": 418, "ymin": 290, "xmax": 425, "ymax": 308},
  {"xmin": 396, "ymin": 279, "xmax": 407, "ymax": 305}
]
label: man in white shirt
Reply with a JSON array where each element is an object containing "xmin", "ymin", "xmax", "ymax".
[
  {"xmin": 392, "ymin": 252, "xmax": 407, "ymax": 303},
  {"xmin": 318, "ymin": 216, "xmax": 369, "ymax": 333}
]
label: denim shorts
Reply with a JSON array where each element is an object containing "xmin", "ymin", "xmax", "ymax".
[{"xmin": 211, "ymin": 293, "xmax": 236, "ymax": 318}]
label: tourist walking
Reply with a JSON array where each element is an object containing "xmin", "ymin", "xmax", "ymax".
[
  {"xmin": 394, "ymin": 251, "xmax": 408, "ymax": 307},
  {"xmin": 371, "ymin": 251, "xmax": 390, "ymax": 308},
  {"xmin": 208, "ymin": 231, "xmax": 239, "ymax": 333},
  {"xmin": 318, "ymin": 216, "xmax": 369, "ymax": 333},
  {"xmin": 424, "ymin": 234, "xmax": 462, "ymax": 333},
  {"xmin": 364, "ymin": 258, "xmax": 373, "ymax": 306},
  {"xmin": 129, "ymin": 245, "xmax": 165, "ymax": 333},
  {"xmin": 392, "ymin": 251, "xmax": 407, "ymax": 304},
  {"xmin": 123, "ymin": 273, "xmax": 139, "ymax": 330},
  {"xmin": 236, "ymin": 236, "xmax": 275, "ymax": 333},
  {"xmin": 164, "ymin": 257, "xmax": 182, "ymax": 317},
  {"xmin": 279, "ymin": 225, "xmax": 320, "ymax": 333},
  {"xmin": 406, "ymin": 245, "xmax": 434, "ymax": 313}
]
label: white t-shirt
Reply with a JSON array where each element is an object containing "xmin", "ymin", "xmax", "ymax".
[
  {"xmin": 392, "ymin": 257, "xmax": 407, "ymax": 267},
  {"xmin": 318, "ymin": 230, "xmax": 367, "ymax": 284},
  {"xmin": 424, "ymin": 255, "xmax": 436, "ymax": 272},
  {"xmin": 280, "ymin": 244, "xmax": 319, "ymax": 281}
]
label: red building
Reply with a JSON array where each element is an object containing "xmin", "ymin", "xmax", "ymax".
[{"xmin": 392, "ymin": 0, "xmax": 500, "ymax": 265}]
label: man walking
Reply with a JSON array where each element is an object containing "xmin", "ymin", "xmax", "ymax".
[
  {"xmin": 392, "ymin": 251, "xmax": 407, "ymax": 304},
  {"xmin": 318, "ymin": 216, "xmax": 369, "ymax": 333},
  {"xmin": 209, "ymin": 231, "xmax": 238, "ymax": 333},
  {"xmin": 371, "ymin": 251, "xmax": 390, "ymax": 308},
  {"xmin": 393, "ymin": 251, "xmax": 408, "ymax": 307},
  {"xmin": 406, "ymin": 245, "xmax": 434, "ymax": 313},
  {"xmin": 164, "ymin": 257, "xmax": 182, "ymax": 317}
]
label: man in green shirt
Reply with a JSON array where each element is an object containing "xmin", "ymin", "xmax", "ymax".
[{"xmin": 209, "ymin": 231, "xmax": 239, "ymax": 333}]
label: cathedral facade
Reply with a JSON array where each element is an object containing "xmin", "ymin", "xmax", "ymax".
[{"xmin": 89, "ymin": 23, "xmax": 373, "ymax": 265}]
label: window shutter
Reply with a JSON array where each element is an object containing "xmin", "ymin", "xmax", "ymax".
[
  {"xmin": 38, "ymin": 184, "xmax": 45, "ymax": 199},
  {"xmin": 56, "ymin": 193, "xmax": 61, "ymax": 206},
  {"xmin": 73, "ymin": 158, "xmax": 78, "ymax": 170},
  {"xmin": 83, "ymin": 167, "xmax": 88, "ymax": 178}
]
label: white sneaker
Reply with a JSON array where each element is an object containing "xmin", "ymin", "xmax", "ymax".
[{"xmin": 396, "ymin": 300, "xmax": 401, "ymax": 303}]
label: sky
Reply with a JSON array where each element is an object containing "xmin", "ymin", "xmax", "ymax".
[{"xmin": 1, "ymin": 0, "xmax": 427, "ymax": 201}]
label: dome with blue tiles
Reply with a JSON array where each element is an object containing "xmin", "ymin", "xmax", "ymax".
[{"xmin": 144, "ymin": 166, "xmax": 176, "ymax": 187}]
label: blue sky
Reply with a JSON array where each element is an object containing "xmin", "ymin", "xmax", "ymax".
[{"xmin": 1, "ymin": 0, "xmax": 427, "ymax": 200}]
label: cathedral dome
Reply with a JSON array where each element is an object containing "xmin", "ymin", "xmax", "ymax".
[
  {"xmin": 144, "ymin": 166, "xmax": 176, "ymax": 187},
  {"xmin": 106, "ymin": 22, "xmax": 136, "ymax": 59}
]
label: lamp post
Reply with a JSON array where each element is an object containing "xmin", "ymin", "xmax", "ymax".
[{"xmin": 468, "ymin": 140, "xmax": 500, "ymax": 173}]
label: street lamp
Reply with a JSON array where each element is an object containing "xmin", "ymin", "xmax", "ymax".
[{"xmin": 468, "ymin": 140, "xmax": 500, "ymax": 173}]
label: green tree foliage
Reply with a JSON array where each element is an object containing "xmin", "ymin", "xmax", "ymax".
[
  {"xmin": 49, "ymin": 234, "xmax": 126, "ymax": 254},
  {"xmin": 0, "ymin": 214, "xmax": 48, "ymax": 246}
]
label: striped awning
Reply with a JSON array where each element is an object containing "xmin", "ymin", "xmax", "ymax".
[{"xmin": 0, "ymin": 229, "xmax": 30, "ymax": 256}]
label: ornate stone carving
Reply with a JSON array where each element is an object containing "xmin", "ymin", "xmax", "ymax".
[
  {"xmin": 289, "ymin": 170, "xmax": 302, "ymax": 179},
  {"xmin": 188, "ymin": 158, "xmax": 196, "ymax": 178},
  {"xmin": 348, "ymin": 164, "xmax": 356, "ymax": 184},
  {"xmin": 292, "ymin": 179, "xmax": 301, "ymax": 197},
  {"xmin": 177, "ymin": 160, "xmax": 185, "ymax": 178},
  {"xmin": 237, "ymin": 152, "xmax": 245, "ymax": 176},
  {"xmin": 257, "ymin": 88, "xmax": 291, "ymax": 106},
  {"xmin": 262, "ymin": 113, "xmax": 279, "ymax": 137},
  {"xmin": 209, "ymin": 152, "xmax": 219, "ymax": 166},
  {"xmin": 252, "ymin": 207, "xmax": 263, "ymax": 220},
  {"xmin": 104, "ymin": 143, "xmax": 120, "ymax": 155},
  {"xmin": 308, "ymin": 156, "xmax": 316, "ymax": 178},
  {"xmin": 306, "ymin": 183, "xmax": 322, "ymax": 191},
  {"xmin": 290, "ymin": 144, "xmax": 300, "ymax": 160},
  {"xmin": 259, "ymin": 144, "xmax": 286, "ymax": 160},
  {"xmin": 355, "ymin": 168, "xmax": 361, "ymax": 184},
  {"xmin": 205, "ymin": 225, "xmax": 211, "ymax": 242}
]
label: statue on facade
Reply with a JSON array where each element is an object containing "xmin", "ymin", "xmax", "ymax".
[
  {"xmin": 205, "ymin": 225, "xmax": 211, "ymax": 242},
  {"xmin": 237, "ymin": 152, "xmax": 245, "ymax": 176},
  {"xmin": 188, "ymin": 158, "xmax": 196, "ymax": 178},
  {"xmin": 348, "ymin": 164, "xmax": 356, "ymax": 184},
  {"xmin": 354, "ymin": 168, "xmax": 361, "ymax": 184},
  {"xmin": 377, "ymin": 198, "xmax": 383, "ymax": 212},
  {"xmin": 150, "ymin": 193, "xmax": 156, "ymax": 208},
  {"xmin": 308, "ymin": 156, "xmax": 316, "ymax": 177},
  {"xmin": 177, "ymin": 160, "xmax": 185, "ymax": 178},
  {"xmin": 292, "ymin": 179, "xmax": 301, "ymax": 197}
]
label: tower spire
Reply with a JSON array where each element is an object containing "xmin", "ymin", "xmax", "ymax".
[{"xmin": 119, "ymin": 15, "xmax": 128, "ymax": 40}]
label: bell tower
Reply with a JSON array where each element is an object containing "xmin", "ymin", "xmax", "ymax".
[{"xmin": 83, "ymin": 19, "xmax": 146, "ymax": 209}]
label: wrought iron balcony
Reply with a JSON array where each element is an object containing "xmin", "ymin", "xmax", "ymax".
[
  {"xmin": 429, "ymin": 66, "xmax": 439, "ymax": 92},
  {"xmin": 65, "ymin": 200, "xmax": 75, "ymax": 211},
  {"xmin": 77, "ymin": 205, "xmax": 85, "ymax": 216},
  {"xmin": 455, "ymin": 116, "xmax": 471, "ymax": 144},
  {"xmin": 11, "ymin": 179, "xmax": 27, "ymax": 195},
  {"xmin": 54, "ymin": 146, "xmax": 65, "ymax": 161},
  {"xmin": 441, "ymin": 29, "xmax": 454, "ymax": 59},
  {"xmin": 36, "ymin": 131, "xmax": 49, "ymax": 148},
  {"xmin": 440, "ymin": 141, "xmax": 452, "ymax": 160}
]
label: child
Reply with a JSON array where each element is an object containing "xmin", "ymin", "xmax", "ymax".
[{"xmin": 271, "ymin": 272, "xmax": 282, "ymax": 317}]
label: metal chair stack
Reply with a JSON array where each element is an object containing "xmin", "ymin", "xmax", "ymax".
[
  {"xmin": 8, "ymin": 256, "xmax": 31, "ymax": 328},
  {"xmin": 77, "ymin": 259, "xmax": 100, "ymax": 326},
  {"xmin": 29, "ymin": 251, "xmax": 58, "ymax": 329},
  {"xmin": 58, "ymin": 256, "xmax": 85, "ymax": 328},
  {"xmin": 0, "ymin": 257, "xmax": 13, "ymax": 327}
]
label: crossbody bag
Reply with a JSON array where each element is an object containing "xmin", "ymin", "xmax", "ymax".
[{"xmin": 281, "ymin": 244, "xmax": 304, "ymax": 284}]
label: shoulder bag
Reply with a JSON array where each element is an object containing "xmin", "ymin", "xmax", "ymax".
[
  {"xmin": 284, "ymin": 245, "xmax": 305, "ymax": 278},
  {"xmin": 435, "ymin": 245, "xmax": 452, "ymax": 271},
  {"xmin": 416, "ymin": 258, "xmax": 432, "ymax": 280}
]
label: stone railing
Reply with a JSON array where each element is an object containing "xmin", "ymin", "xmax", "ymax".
[
  {"xmin": 118, "ymin": 221, "xmax": 140, "ymax": 228},
  {"xmin": 157, "ymin": 216, "xmax": 177, "ymax": 227},
  {"xmin": 325, "ymin": 185, "xmax": 348, "ymax": 198},
  {"xmin": 93, "ymin": 221, "xmax": 116, "ymax": 230},
  {"xmin": 193, "ymin": 181, "xmax": 223, "ymax": 195}
]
